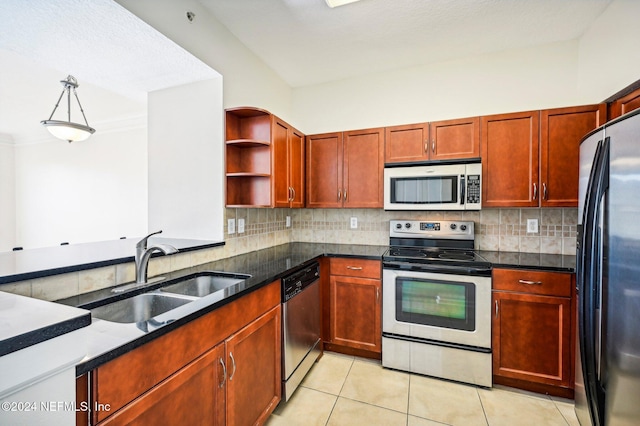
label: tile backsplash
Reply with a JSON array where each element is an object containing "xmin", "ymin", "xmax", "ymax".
[
  {"xmin": 225, "ymin": 207, "xmax": 577, "ymax": 256},
  {"xmin": 3, "ymin": 207, "xmax": 576, "ymax": 301}
]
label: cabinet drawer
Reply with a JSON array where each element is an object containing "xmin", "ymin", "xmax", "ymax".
[
  {"xmin": 330, "ymin": 258, "xmax": 381, "ymax": 279},
  {"xmin": 493, "ymin": 269, "xmax": 572, "ymax": 297}
]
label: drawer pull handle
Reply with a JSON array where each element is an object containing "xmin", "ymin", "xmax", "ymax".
[
  {"xmin": 518, "ymin": 279, "xmax": 542, "ymax": 285},
  {"xmin": 229, "ymin": 352, "xmax": 237, "ymax": 381},
  {"xmin": 219, "ymin": 357, "xmax": 227, "ymax": 388},
  {"xmin": 347, "ymin": 266, "xmax": 363, "ymax": 270}
]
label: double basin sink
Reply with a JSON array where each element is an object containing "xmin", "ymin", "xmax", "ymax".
[{"xmin": 90, "ymin": 272, "xmax": 250, "ymax": 326}]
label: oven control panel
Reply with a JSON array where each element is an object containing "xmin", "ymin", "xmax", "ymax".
[{"xmin": 389, "ymin": 220, "xmax": 475, "ymax": 240}]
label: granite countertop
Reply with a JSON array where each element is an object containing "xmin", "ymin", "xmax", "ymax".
[
  {"xmin": 9, "ymin": 242, "xmax": 573, "ymax": 375},
  {"xmin": 0, "ymin": 237, "xmax": 224, "ymax": 285},
  {"xmin": 0, "ymin": 291, "xmax": 91, "ymax": 357},
  {"xmin": 57, "ymin": 243, "xmax": 387, "ymax": 375},
  {"xmin": 479, "ymin": 250, "xmax": 576, "ymax": 272}
]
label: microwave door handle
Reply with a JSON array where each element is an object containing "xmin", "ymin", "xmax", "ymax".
[{"xmin": 460, "ymin": 175, "xmax": 465, "ymax": 205}]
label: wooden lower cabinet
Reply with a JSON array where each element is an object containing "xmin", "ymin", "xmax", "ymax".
[
  {"xmin": 88, "ymin": 281, "xmax": 282, "ymax": 426},
  {"xmin": 326, "ymin": 258, "xmax": 382, "ymax": 356},
  {"xmin": 98, "ymin": 344, "xmax": 225, "ymax": 426},
  {"xmin": 492, "ymin": 269, "xmax": 575, "ymax": 398},
  {"xmin": 225, "ymin": 306, "xmax": 281, "ymax": 426}
]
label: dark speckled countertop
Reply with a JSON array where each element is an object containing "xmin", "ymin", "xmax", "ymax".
[
  {"xmin": 16, "ymin": 242, "xmax": 573, "ymax": 375},
  {"xmin": 56, "ymin": 243, "xmax": 386, "ymax": 375}
]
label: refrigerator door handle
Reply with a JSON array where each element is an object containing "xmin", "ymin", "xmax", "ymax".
[{"xmin": 578, "ymin": 136, "xmax": 609, "ymax": 426}]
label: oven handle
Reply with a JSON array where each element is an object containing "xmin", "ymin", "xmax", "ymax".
[{"xmin": 383, "ymin": 261, "xmax": 492, "ymax": 276}]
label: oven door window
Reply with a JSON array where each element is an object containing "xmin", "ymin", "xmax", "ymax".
[
  {"xmin": 390, "ymin": 175, "xmax": 458, "ymax": 204},
  {"xmin": 395, "ymin": 277, "xmax": 475, "ymax": 331}
]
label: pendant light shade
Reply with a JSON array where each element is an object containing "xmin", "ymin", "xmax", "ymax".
[{"xmin": 41, "ymin": 75, "xmax": 95, "ymax": 143}]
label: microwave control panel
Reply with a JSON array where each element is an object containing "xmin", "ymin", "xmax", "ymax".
[{"xmin": 466, "ymin": 175, "xmax": 481, "ymax": 204}]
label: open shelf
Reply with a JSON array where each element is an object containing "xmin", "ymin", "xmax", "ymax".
[
  {"xmin": 226, "ymin": 175, "xmax": 272, "ymax": 207},
  {"xmin": 226, "ymin": 139, "xmax": 270, "ymax": 148},
  {"xmin": 226, "ymin": 173, "xmax": 271, "ymax": 177},
  {"xmin": 225, "ymin": 107, "xmax": 275, "ymax": 208}
]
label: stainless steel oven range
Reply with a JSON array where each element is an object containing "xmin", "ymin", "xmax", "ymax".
[{"xmin": 382, "ymin": 220, "xmax": 492, "ymax": 387}]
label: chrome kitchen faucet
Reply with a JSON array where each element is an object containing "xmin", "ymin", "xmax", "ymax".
[{"xmin": 135, "ymin": 230, "xmax": 178, "ymax": 284}]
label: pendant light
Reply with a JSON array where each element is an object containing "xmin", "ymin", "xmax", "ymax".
[{"xmin": 41, "ymin": 75, "xmax": 95, "ymax": 143}]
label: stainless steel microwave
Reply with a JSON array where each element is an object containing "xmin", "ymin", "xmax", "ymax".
[{"xmin": 383, "ymin": 160, "xmax": 482, "ymax": 210}]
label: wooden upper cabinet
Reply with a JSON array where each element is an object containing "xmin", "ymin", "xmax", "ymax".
[
  {"xmin": 273, "ymin": 117, "xmax": 305, "ymax": 208},
  {"xmin": 306, "ymin": 132, "xmax": 343, "ymax": 208},
  {"xmin": 430, "ymin": 117, "xmax": 480, "ymax": 161},
  {"xmin": 481, "ymin": 111, "xmax": 540, "ymax": 207},
  {"xmin": 343, "ymin": 128, "xmax": 384, "ymax": 208},
  {"xmin": 385, "ymin": 118, "xmax": 479, "ymax": 164},
  {"xmin": 225, "ymin": 107, "xmax": 305, "ymax": 208},
  {"xmin": 540, "ymin": 104, "xmax": 606, "ymax": 207},
  {"xmin": 307, "ymin": 128, "xmax": 383, "ymax": 208},
  {"xmin": 385, "ymin": 123, "xmax": 429, "ymax": 163},
  {"xmin": 608, "ymin": 86, "xmax": 640, "ymax": 120}
]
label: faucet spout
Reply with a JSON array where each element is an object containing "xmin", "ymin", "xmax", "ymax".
[{"xmin": 135, "ymin": 231, "xmax": 179, "ymax": 284}]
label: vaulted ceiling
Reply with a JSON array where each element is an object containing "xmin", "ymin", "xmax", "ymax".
[{"xmin": 199, "ymin": 0, "xmax": 613, "ymax": 87}]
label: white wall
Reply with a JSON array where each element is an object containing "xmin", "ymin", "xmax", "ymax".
[
  {"xmin": 115, "ymin": 0, "xmax": 293, "ymax": 121},
  {"xmin": 148, "ymin": 78, "xmax": 224, "ymax": 242},
  {"xmin": 13, "ymin": 124, "xmax": 147, "ymax": 249},
  {"xmin": 0, "ymin": 140, "xmax": 16, "ymax": 251},
  {"xmin": 577, "ymin": 0, "xmax": 640, "ymax": 103},
  {"xmin": 292, "ymin": 40, "xmax": 582, "ymax": 134}
]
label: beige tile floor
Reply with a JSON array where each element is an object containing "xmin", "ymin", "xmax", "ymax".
[{"xmin": 267, "ymin": 352, "xmax": 580, "ymax": 426}]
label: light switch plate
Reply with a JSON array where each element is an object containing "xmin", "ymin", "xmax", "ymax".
[
  {"xmin": 527, "ymin": 218, "xmax": 539, "ymax": 233},
  {"xmin": 286, "ymin": 216, "xmax": 291, "ymax": 228},
  {"xmin": 350, "ymin": 217, "xmax": 358, "ymax": 229},
  {"xmin": 238, "ymin": 218, "xmax": 245, "ymax": 234},
  {"xmin": 227, "ymin": 218, "xmax": 235, "ymax": 234}
]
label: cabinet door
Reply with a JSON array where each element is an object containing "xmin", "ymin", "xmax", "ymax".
[
  {"xmin": 289, "ymin": 127, "xmax": 305, "ymax": 208},
  {"xmin": 492, "ymin": 292, "xmax": 572, "ymax": 388},
  {"xmin": 329, "ymin": 275, "xmax": 381, "ymax": 353},
  {"xmin": 98, "ymin": 344, "xmax": 225, "ymax": 426},
  {"xmin": 540, "ymin": 104, "xmax": 606, "ymax": 207},
  {"xmin": 608, "ymin": 87, "xmax": 640, "ymax": 120},
  {"xmin": 226, "ymin": 306, "xmax": 281, "ymax": 426},
  {"xmin": 306, "ymin": 132, "xmax": 343, "ymax": 208},
  {"xmin": 430, "ymin": 117, "xmax": 480, "ymax": 161},
  {"xmin": 385, "ymin": 123, "xmax": 429, "ymax": 163},
  {"xmin": 481, "ymin": 111, "xmax": 540, "ymax": 207},
  {"xmin": 343, "ymin": 128, "xmax": 385, "ymax": 208},
  {"xmin": 273, "ymin": 118, "xmax": 291, "ymax": 208}
]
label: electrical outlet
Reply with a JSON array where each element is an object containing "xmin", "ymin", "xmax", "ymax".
[
  {"xmin": 286, "ymin": 216, "xmax": 291, "ymax": 228},
  {"xmin": 238, "ymin": 218, "xmax": 245, "ymax": 234},
  {"xmin": 227, "ymin": 218, "xmax": 235, "ymax": 234},
  {"xmin": 527, "ymin": 218, "xmax": 539, "ymax": 233},
  {"xmin": 350, "ymin": 217, "xmax": 358, "ymax": 229}
]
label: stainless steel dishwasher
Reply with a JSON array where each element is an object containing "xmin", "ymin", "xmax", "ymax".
[{"xmin": 281, "ymin": 262, "xmax": 321, "ymax": 401}]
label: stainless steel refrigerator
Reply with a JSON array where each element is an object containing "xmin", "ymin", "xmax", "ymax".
[{"xmin": 576, "ymin": 109, "xmax": 640, "ymax": 425}]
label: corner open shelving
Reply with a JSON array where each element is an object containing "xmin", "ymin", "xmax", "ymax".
[{"xmin": 225, "ymin": 107, "xmax": 273, "ymax": 207}]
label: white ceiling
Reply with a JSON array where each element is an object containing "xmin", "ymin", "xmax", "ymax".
[
  {"xmin": 0, "ymin": 0, "xmax": 219, "ymax": 144},
  {"xmin": 198, "ymin": 0, "xmax": 613, "ymax": 87}
]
